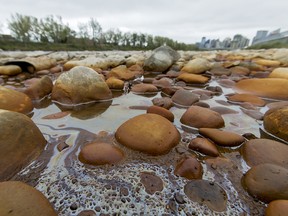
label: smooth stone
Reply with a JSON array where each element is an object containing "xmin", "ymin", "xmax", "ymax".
[
  {"xmin": 193, "ymin": 101, "xmax": 210, "ymax": 108},
  {"xmin": 115, "ymin": 114, "xmax": 180, "ymax": 155},
  {"xmin": 180, "ymin": 106, "xmax": 225, "ymax": 128},
  {"xmin": 0, "ymin": 86, "xmax": 33, "ymax": 114},
  {"xmin": 107, "ymin": 65, "xmax": 142, "ymax": 81},
  {"xmin": 78, "ymin": 142, "xmax": 124, "ymax": 165},
  {"xmin": 105, "ymin": 77, "xmax": 124, "ymax": 89},
  {"xmin": 265, "ymin": 200, "xmax": 288, "ymax": 216},
  {"xmin": 267, "ymin": 101, "xmax": 288, "ymax": 109},
  {"xmin": 140, "ymin": 172, "xmax": 163, "ymax": 195},
  {"xmin": 171, "ymin": 89, "xmax": 199, "ymax": 107},
  {"xmin": 241, "ymin": 138, "xmax": 288, "ymax": 168},
  {"xmin": 0, "ymin": 110, "xmax": 46, "ymax": 181},
  {"xmin": 184, "ymin": 180, "xmax": 227, "ymax": 212},
  {"xmin": 199, "ymin": 128, "xmax": 245, "ymax": 147},
  {"xmin": 210, "ymin": 106, "xmax": 239, "ymax": 115},
  {"xmin": 131, "ymin": 83, "xmax": 158, "ymax": 94},
  {"xmin": 161, "ymin": 86, "xmax": 183, "ymax": 96},
  {"xmin": 217, "ymin": 79, "xmax": 236, "ymax": 88},
  {"xmin": 152, "ymin": 77, "xmax": 173, "ymax": 88},
  {"xmin": 243, "ymin": 163, "xmax": 288, "ymax": 202},
  {"xmin": 174, "ymin": 156, "xmax": 203, "ymax": 180},
  {"xmin": 189, "ymin": 138, "xmax": 219, "ymax": 157},
  {"xmin": 234, "ymin": 78, "xmax": 288, "ymax": 100},
  {"xmin": 0, "ymin": 65, "xmax": 22, "ymax": 76},
  {"xmin": 264, "ymin": 106, "xmax": 288, "ymax": 142},
  {"xmin": 177, "ymin": 73, "xmax": 209, "ymax": 84},
  {"xmin": 147, "ymin": 105, "xmax": 174, "ymax": 122},
  {"xmin": 269, "ymin": 67, "xmax": 288, "ymax": 79},
  {"xmin": 51, "ymin": 66, "xmax": 112, "ymax": 105},
  {"xmin": 227, "ymin": 93, "xmax": 266, "ymax": 107},
  {"xmin": 143, "ymin": 46, "xmax": 180, "ymax": 72},
  {"xmin": 0, "ymin": 181, "xmax": 57, "ymax": 216},
  {"xmin": 229, "ymin": 66, "xmax": 250, "ymax": 76},
  {"xmin": 181, "ymin": 58, "xmax": 211, "ymax": 74},
  {"xmin": 152, "ymin": 97, "xmax": 173, "ymax": 109},
  {"xmin": 253, "ymin": 59, "xmax": 280, "ymax": 67},
  {"xmin": 23, "ymin": 76, "xmax": 53, "ymax": 100},
  {"xmin": 210, "ymin": 67, "xmax": 231, "ymax": 76},
  {"xmin": 241, "ymin": 108, "xmax": 264, "ymax": 120}
]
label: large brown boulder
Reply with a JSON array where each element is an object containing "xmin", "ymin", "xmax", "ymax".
[
  {"xmin": 0, "ymin": 109, "xmax": 46, "ymax": 181},
  {"xmin": 115, "ymin": 114, "xmax": 180, "ymax": 155},
  {"xmin": 51, "ymin": 66, "xmax": 112, "ymax": 105},
  {"xmin": 0, "ymin": 86, "xmax": 33, "ymax": 114},
  {"xmin": 0, "ymin": 181, "xmax": 57, "ymax": 216},
  {"xmin": 243, "ymin": 163, "xmax": 288, "ymax": 202},
  {"xmin": 242, "ymin": 138, "xmax": 288, "ymax": 168},
  {"xmin": 263, "ymin": 106, "xmax": 288, "ymax": 142},
  {"xmin": 180, "ymin": 106, "xmax": 225, "ymax": 128},
  {"xmin": 234, "ymin": 78, "xmax": 288, "ymax": 100}
]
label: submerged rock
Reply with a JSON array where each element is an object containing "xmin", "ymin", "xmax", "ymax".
[
  {"xmin": 171, "ymin": 89, "xmax": 199, "ymax": 107},
  {"xmin": 0, "ymin": 181, "xmax": 57, "ymax": 216},
  {"xmin": 115, "ymin": 114, "xmax": 180, "ymax": 155},
  {"xmin": 140, "ymin": 172, "xmax": 163, "ymax": 195},
  {"xmin": 51, "ymin": 66, "xmax": 112, "ymax": 105},
  {"xmin": 0, "ymin": 109, "xmax": 46, "ymax": 181},
  {"xmin": 227, "ymin": 93, "xmax": 266, "ymax": 107},
  {"xmin": 174, "ymin": 156, "xmax": 203, "ymax": 179},
  {"xmin": 184, "ymin": 180, "xmax": 227, "ymax": 212}
]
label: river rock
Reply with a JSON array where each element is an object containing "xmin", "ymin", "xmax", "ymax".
[
  {"xmin": 174, "ymin": 156, "xmax": 203, "ymax": 179},
  {"xmin": 269, "ymin": 67, "xmax": 288, "ymax": 79},
  {"xmin": 253, "ymin": 59, "xmax": 280, "ymax": 67},
  {"xmin": 263, "ymin": 106, "xmax": 288, "ymax": 142},
  {"xmin": 140, "ymin": 172, "xmax": 163, "ymax": 195},
  {"xmin": 210, "ymin": 67, "xmax": 231, "ymax": 76},
  {"xmin": 105, "ymin": 77, "xmax": 124, "ymax": 89},
  {"xmin": 184, "ymin": 180, "xmax": 227, "ymax": 212},
  {"xmin": 180, "ymin": 106, "xmax": 225, "ymax": 128},
  {"xmin": 147, "ymin": 105, "xmax": 174, "ymax": 122},
  {"xmin": 0, "ymin": 181, "xmax": 57, "ymax": 216},
  {"xmin": 181, "ymin": 58, "xmax": 211, "ymax": 74},
  {"xmin": 107, "ymin": 65, "xmax": 142, "ymax": 81},
  {"xmin": 241, "ymin": 138, "xmax": 288, "ymax": 168},
  {"xmin": 23, "ymin": 76, "xmax": 53, "ymax": 100},
  {"xmin": 131, "ymin": 83, "xmax": 158, "ymax": 94},
  {"xmin": 265, "ymin": 200, "xmax": 288, "ymax": 216},
  {"xmin": 171, "ymin": 89, "xmax": 199, "ymax": 107},
  {"xmin": 78, "ymin": 142, "xmax": 124, "ymax": 165},
  {"xmin": 152, "ymin": 97, "xmax": 173, "ymax": 109},
  {"xmin": 0, "ymin": 86, "xmax": 33, "ymax": 114},
  {"xmin": 0, "ymin": 109, "xmax": 46, "ymax": 181},
  {"xmin": 143, "ymin": 46, "xmax": 180, "ymax": 72},
  {"xmin": 229, "ymin": 66, "xmax": 250, "ymax": 76},
  {"xmin": 51, "ymin": 66, "xmax": 112, "ymax": 105},
  {"xmin": 199, "ymin": 128, "xmax": 245, "ymax": 147},
  {"xmin": 243, "ymin": 163, "xmax": 288, "ymax": 202},
  {"xmin": 227, "ymin": 93, "xmax": 266, "ymax": 107},
  {"xmin": 115, "ymin": 114, "xmax": 180, "ymax": 155},
  {"xmin": 177, "ymin": 73, "xmax": 209, "ymax": 84},
  {"xmin": 234, "ymin": 78, "xmax": 288, "ymax": 100},
  {"xmin": 272, "ymin": 49, "xmax": 288, "ymax": 66},
  {"xmin": 0, "ymin": 65, "xmax": 22, "ymax": 75},
  {"xmin": 189, "ymin": 138, "xmax": 219, "ymax": 157}
]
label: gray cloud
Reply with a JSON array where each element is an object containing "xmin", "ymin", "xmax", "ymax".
[{"xmin": 0, "ymin": 0, "xmax": 287, "ymax": 43}]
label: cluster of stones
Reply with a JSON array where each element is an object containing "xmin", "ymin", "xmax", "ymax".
[{"xmin": 1, "ymin": 47, "xmax": 288, "ymax": 215}]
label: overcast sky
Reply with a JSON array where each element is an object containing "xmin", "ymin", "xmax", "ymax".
[{"xmin": 0, "ymin": 0, "xmax": 287, "ymax": 44}]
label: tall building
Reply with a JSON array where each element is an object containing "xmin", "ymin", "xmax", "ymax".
[
  {"xmin": 252, "ymin": 30, "xmax": 268, "ymax": 44},
  {"xmin": 252, "ymin": 29, "xmax": 288, "ymax": 45}
]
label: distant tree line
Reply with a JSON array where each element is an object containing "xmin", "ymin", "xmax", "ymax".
[{"xmin": 4, "ymin": 13, "xmax": 197, "ymax": 50}]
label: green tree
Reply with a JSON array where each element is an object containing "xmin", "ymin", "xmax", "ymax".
[{"xmin": 8, "ymin": 13, "xmax": 36, "ymax": 42}]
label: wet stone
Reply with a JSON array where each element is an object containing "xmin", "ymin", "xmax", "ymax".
[
  {"xmin": 171, "ymin": 89, "xmax": 199, "ymax": 107},
  {"xmin": 242, "ymin": 163, "xmax": 288, "ymax": 203},
  {"xmin": 265, "ymin": 200, "xmax": 288, "ymax": 216},
  {"xmin": 77, "ymin": 210, "xmax": 97, "ymax": 216},
  {"xmin": 152, "ymin": 97, "xmax": 173, "ymax": 109},
  {"xmin": 174, "ymin": 156, "xmax": 203, "ymax": 180},
  {"xmin": 146, "ymin": 105, "xmax": 174, "ymax": 122},
  {"xmin": 184, "ymin": 180, "xmax": 228, "ymax": 212},
  {"xmin": 174, "ymin": 193, "xmax": 186, "ymax": 204},
  {"xmin": 189, "ymin": 137, "xmax": 219, "ymax": 157},
  {"xmin": 140, "ymin": 172, "xmax": 164, "ymax": 195}
]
